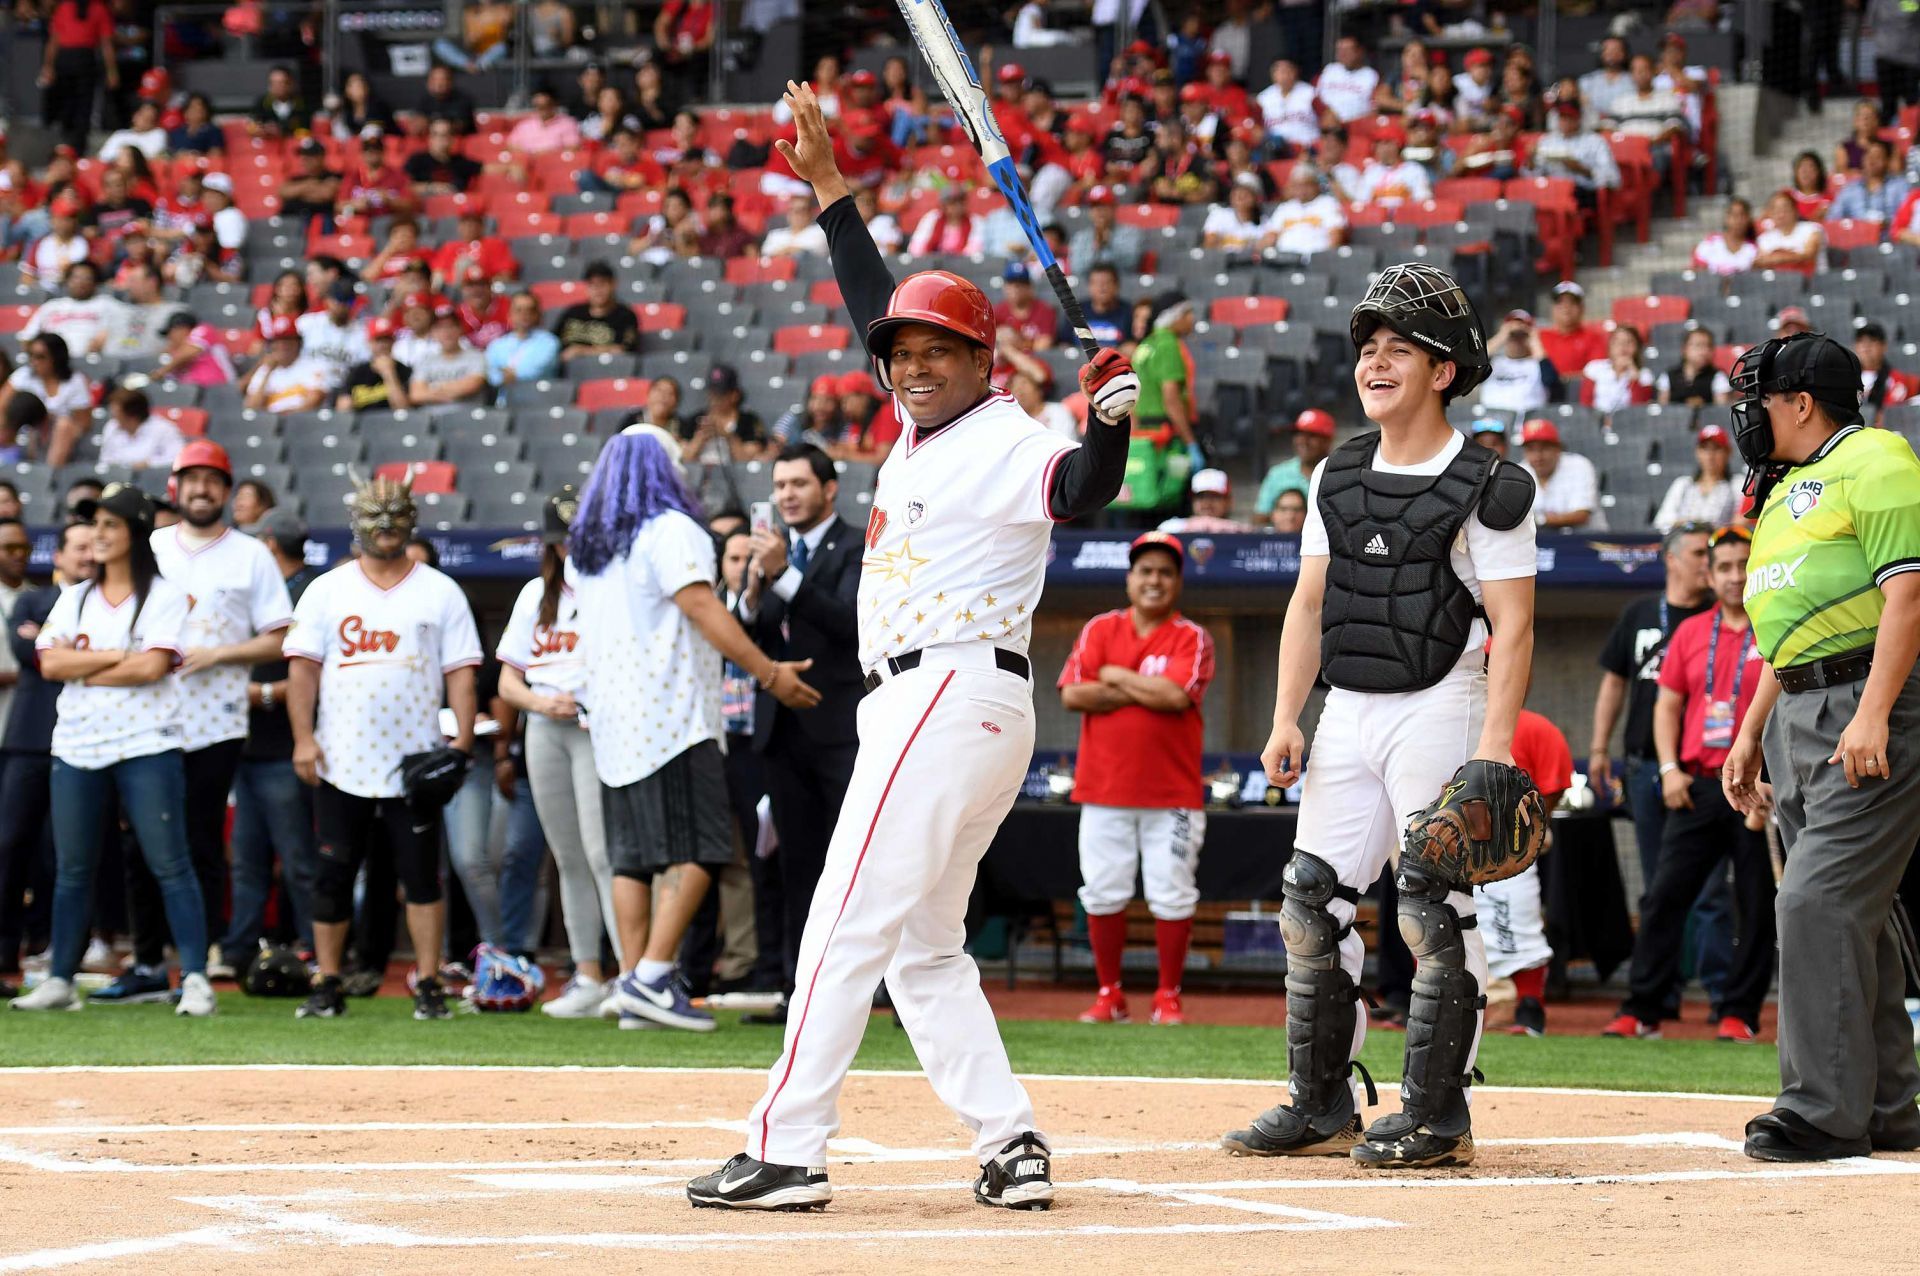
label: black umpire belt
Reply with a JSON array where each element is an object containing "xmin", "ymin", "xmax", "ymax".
[
  {"xmin": 863, "ymin": 647, "xmax": 1031, "ymax": 693},
  {"xmin": 1776, "ymin": 646, "xmax": 1873, "ymax": 694}
]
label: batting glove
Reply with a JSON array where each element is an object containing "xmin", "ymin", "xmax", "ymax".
[{"xmin": 1079, "ymin": 348, "xmax": 1140, "ymax": 425}]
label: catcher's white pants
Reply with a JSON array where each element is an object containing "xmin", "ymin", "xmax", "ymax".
[
  {"xmin": 1294, "ymin": 663, "xmax": 1490, "ymax": 1069},
  {"xmin": 1475, "ymin": 864, "xmax": 1553, "ymax": 980},
  {"xmin": 1077, "ymin": 805, "xmax": 1206, "ymax": 920},
  {"xmin": 744, "ymin": 661, "xmax": 1043, "ymax": 1167}
]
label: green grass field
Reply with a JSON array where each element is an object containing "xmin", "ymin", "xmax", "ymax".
[{"xmin": 0, "ymin": 992, "xmax": 1781, "ymax": 1096}]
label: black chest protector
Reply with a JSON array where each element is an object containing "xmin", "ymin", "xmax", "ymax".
[{"xmin": 1316, "ymin": 432, "xmax": 1532, "ymax": 693}]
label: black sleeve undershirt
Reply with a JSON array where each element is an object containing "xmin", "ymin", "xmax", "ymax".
[{"xmin": 816, "ymin": 194, "xmax": 1129, "ymax": 522}]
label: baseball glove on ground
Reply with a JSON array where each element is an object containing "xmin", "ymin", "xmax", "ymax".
[
  {"xmin": 1402, "ymin": 759, "xmax": 1548, "ymax": 887},
  {"xmin": 399, "ymin": 746, "xmax": 471, "ymax": 811}
]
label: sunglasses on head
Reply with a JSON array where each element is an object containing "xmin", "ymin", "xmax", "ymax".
[{"xmin": 1708, "ymin": 524, "xmax": 1751, "ymax": 548}]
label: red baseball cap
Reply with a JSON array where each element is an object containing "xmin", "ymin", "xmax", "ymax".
[
  {"xmin": 845, "ymin": 69, "xmax": 878, "ymax": 88},
  {"xmin": 1206, "ymin": 49, "xmax": 1234, "ymax": 66},
  {"xmin": 1293, "ymin": 408, "xmax": 1336, "ymax": 437},
  {"xmin": 49, "ymin": 193, "xmax": 82, "ymax": 217},
  {"xmin": 366, "ymin": 315, "xmax": 398, "ymax": 339},
  {"xmin": 1065, "ymin": 112, "xmax": 1096, "ymax": 134},
  {"xmin": 1465, "ymin": 48, "xmax": 1494, "ymax": 67},
  {"xmin": 460, "ymin": 265, "xmax": 491, "ymax": 286},
  {"xmin": 1085, "ymin": 185, "xmax": 1116, "ymax": 206},
  {"xmin": 139, "ymin": 67, "xmax": 172, "ymax": 101},
  {"xmin": 1776, "ymin": 305, "xmax": 1812, "ymax": 329},
  {"xmin": 400, "ymin": 292, "xmax": 433, "ymax": 311},
  {"xmin": 1125, "ymin": 39, "xmax": 1157, "ymax": 59},
  {"xmin": 261, "ymin": 314, "xmax": 299, "ymax": 341},
  {"xmin": 837, "ymin": 369, "xmax": 878, "ymax": 398},
  {"xmin": 1179, "ymin": 83, "xmax": 1209, "ymax": 104},
  {"xmin": 1520, "ymin": 418, "xmax": 1561, "ymax": 446},
  {"xmin": 1129, "ymin": 530, "xmax": 1184, "ymax": 568},
  {"xmin": 810, "ymin": 374, "xmax": 840, "ymax": 398},
  {"xmin": 997, "ymin": 62, "xmax": 1027, "ymax": 84},
  {"xmin": 1697, "ymin": 423, "xmax": 1730, "ymax": 447},
  {"xmin": 431, "ymin": 303, "xmax": 459, "ymax": 321}
]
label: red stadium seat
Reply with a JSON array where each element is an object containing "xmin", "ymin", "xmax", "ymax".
[
  {"xmin": 726, "ymin": 256, "xmax": 798, "ymax": 285},
  {"xmin": 1713, "ymin": 343, "xmax": 1750, "ymax": 374},
  {"xmin": 773, "ymin": 324, "xmax": 852, "ymax": 354},
  {"xmin": 155, "ymin": 406, "xmax": 209, "ymax": 437},
  {"xmin": 635, "ymin": 302, "xmax": 687, "ymax": 333},
  {"xmin": 575, "ymin": 378, "xmax": 653, "ymax": 410},
  {"xmin": 1116, "ymin": 203, "xmax": 1179, "ymax": 230},
  {"xmin": 808, "ymin": 279, "xmax": 844, "ymax": 308},
  {"xmin": 563, "ymin": 211, "xmax": 631, "ymax": 239},
  {"xmin": 308, "ymin": 233, "xmax": 374, "ymax": 261},
  {"xmin": 1611, "ymin": 295, "xmax": 1692, "ymax": 338},
  {"xmin": 496, "ymin": 208, "xmax": 563, "ymax": 239},
  {"xmin": 376, "ymin": 461, "xmax": 457, "ymax": 494},
  {"xmin": 1207, "ymin": 296, "xmax": 1290, "ymax": 327},
  {"xmin": 1823, "ymin": 219, "xmax": 1884, "ymax": 253},
  {"xmin": 530, "ymin": 280, "xmax": 590, "ymax": 309},
  {"xmin": 0, "ymin": 306, "xmax": 33, "ymax": 334},
  {"xmin": 1434, "ymin": 177, "xmax": 1501, "ymax": 205},
  {"xmin": 1395, "ymin": 198, "xmax": 1465, "ymax": 229}
]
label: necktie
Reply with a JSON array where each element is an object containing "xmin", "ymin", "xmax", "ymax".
[{"xmin": 791, "ymin": 535, "xmax": 811, "ymax": 575}]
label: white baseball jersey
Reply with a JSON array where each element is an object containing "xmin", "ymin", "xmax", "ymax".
[
  {"xmin": 294, "ymin": 311, "xmax": 370, "ymax": 389},
  {"xmin": 152, "ymin": 525, "xmax": 293, "ymax": 751},
  {"xmin": 282, "ymin": 559, "xmax": 482, "ymax": 799},
  {"xmin": 858, "ymin": 391, "xmax": 1076, "ymax": 670},
  {"xmin": 1257, "ymin": 80, "xmax": 1321, "ymax": 146},
  {"xmin": 566, "ymin": 508, "xmax": 721, "ymax": 789},
  {"xmin": 39, "ymin": 578, "xmax": 190, "ymax": 769},
  {"xmin": 1315, "ymin": 63, "xmax": 1380, "ymax": 123},
  {"xmin": 496, "ymin": 576, "xmax": 587, "ymax": 698}
]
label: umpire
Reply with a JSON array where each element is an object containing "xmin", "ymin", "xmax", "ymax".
[{"xmin": 1722, "ymin": 331, "xmax": 1920, "ymax": 1161}]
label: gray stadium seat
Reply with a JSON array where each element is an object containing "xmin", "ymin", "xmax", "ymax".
[
  {"xmin": 504, "ymin": 380, "xmax": 576, "ymax": 412},
  {"xmin": 470, "ymin": 491, "xmax": 544, "ymax": 530},
  {"xmin": 436, "ymin": 407, "xmax": 515, "ymax": 438},
  {"xmin": 366, "ymin": 430, "xmax": 444, "ymax": 465},
  {"xmin": 414, "ymin": 492, "xmax": 471, "ymax": 530},
  {"xmin": 287, "ymin": 430, "xmax": 366, "ymax": 470},
  {"xmin": 143, "ymin": 380, "xmax": 202, "ymax": 408},
  {"xmin": 573, "ymin": 351, "xmax": 641, "ymax": 380},
  {"xmin": 514, "ymin": 406, "xmax": 592, "ymax": 436}
]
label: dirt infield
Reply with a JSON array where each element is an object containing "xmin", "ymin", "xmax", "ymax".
[{"xmin": 0, "ymin": 1067, "xmax": 1913, "ymax": 1275}]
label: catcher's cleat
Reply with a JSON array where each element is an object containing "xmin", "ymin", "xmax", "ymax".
[
  {"xmin": 975, "ymin": 1132, "xmax": 1054, "ymax": 1210},
  {"xmin": 1223, "ymin": 1105, "xmax": 1363, "ymax": 1157},
  {"xmin": 1352, "ymin": 1113, "xmax": 1475, "ymax": 1169},
  {"xmin": 687, "ymin": 1154, "xmax": 831, "ymax": 1210}
]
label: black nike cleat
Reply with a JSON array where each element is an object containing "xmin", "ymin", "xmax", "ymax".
[
  {"xmin": 687, "ymin": 1154, "xmax": 832, "ymax": 1211},
  {"xmin": 974, "ymin": 1132, "xmax": 1054, "ymax": 1211},
  {"xmin": 1222, "ymin": 1105, "xmax": 1363, "ymax": 1157},
  {"xmin": 412, "ymin": 976, "xmax": 451, "ymax": 1021}
]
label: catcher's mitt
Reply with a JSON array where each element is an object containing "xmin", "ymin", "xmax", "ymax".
[
  {"xmin": 399, "ymin": 746, "xmax": 470, "ymax": 810},
  {"xmin": 1402, "ymin": 759, "xmax": 1548, "ymax": 887},
  {"xmin": 464, "ymin": 944, "xmax": 545, "ymax": 1012}
]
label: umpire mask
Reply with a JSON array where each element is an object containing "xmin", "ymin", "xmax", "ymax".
[
  {"xmin": 1728, "ymin": 332, "xmax": 1864, "ymax": 501},
  {"xmin": 350, "ymin": 471, "xmax": 417, "ymax": 558}
]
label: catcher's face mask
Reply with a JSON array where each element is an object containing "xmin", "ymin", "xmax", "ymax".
[{"xmin": 351, "ymin": 473, "xmax": 417, "ymax": 557}]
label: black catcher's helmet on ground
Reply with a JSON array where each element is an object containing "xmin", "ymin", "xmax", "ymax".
[{"xmin": 1350, "ymin": 263, "xmax": 1490, "ymax": 403}]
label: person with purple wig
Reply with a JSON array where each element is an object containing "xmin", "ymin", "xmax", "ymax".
[{"xmin": 568, "ymin": 427, "xmax": 820, "ymax": 1031}]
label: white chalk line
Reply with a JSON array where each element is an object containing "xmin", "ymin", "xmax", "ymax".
[
  {"xmin": 0, "ymin": 1119, "xmax": 751, "ymax": 1136},
  {"xmin": 0, "ymin": 1227, "xmax": 248, "ymax": 1274}
]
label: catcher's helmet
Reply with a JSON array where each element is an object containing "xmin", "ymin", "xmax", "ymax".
[
  {"xmin": 1350, "ymin": 263, "xmax": 1490, "ymax": 403},
  {"xmin": 172, "ymin": 438, "xmax": 233, "ymax": 480},
  {"xmin": 866, "ymin": 270, "xmax": 996, "ymax": 391}
]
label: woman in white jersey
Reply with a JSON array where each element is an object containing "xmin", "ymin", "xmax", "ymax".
[
  {"xmin": 497, "ymin": 485, "xmax": 620, "ymax": 1018},
  {"xmin": 10, "ymin": 483, "xmax": 214, "ymax": 1016}
]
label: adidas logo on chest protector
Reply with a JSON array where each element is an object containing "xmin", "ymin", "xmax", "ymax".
[{"xmin": 1363, "ymin": 533, "xmax": 1389, "ymax": 556}]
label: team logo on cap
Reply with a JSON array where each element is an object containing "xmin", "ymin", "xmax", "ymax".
[{"xmin": 1786, "ymin": 478, "xmax": 1823, "ymax": 520}]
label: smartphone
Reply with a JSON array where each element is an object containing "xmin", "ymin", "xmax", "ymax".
[{"xmin": 750, "ymin": 501, "xmax": 774, "ymax": 533}]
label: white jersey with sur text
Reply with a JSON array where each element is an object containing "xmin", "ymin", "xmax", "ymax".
[
  {"xmin": 282, "ymin": 559, "xmax": 482, "ymax": 799},
  {"xmin": 496, "ymin": 576, "xmax": 587, "ymax": 698},
  {"xmin": 859, "ymin": 391, "xmax": 1076, "ymax": 670},
  {"xmin": 39, "ymin": 577, "xmax": 190, "ymax": 769},
  {"xmin": 152, "ymin": 525, "xmax": 294, "ymax": 751}
]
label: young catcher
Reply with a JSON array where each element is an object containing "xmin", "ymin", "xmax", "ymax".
[
  {"xmin": 1222, "ymin": 264, "xmax": 1543, "ymax": 1168},
  {"xmin": 686, "ymin": 81, "xmax": 1138, "ymax": 1213}
]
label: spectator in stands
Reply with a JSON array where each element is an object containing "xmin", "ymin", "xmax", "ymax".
[
  {"xmin": 1519, "ymin": 417, "xmax": 1605, "ymax": 531},
  {"xmin": 1691, "ymin": 197, "xmax": 1758, "ymax": 275},
  {"xmin": 681, "ymin": 364, "xmax": 769, "ymax": 464},
  {"xmin": 429, "ymin": 210, "xmax": 514, "ymax": 285},
  {"xmin": 23, "ymin": 195, "xmax": 90, "ymax": 290},
  {"xmin": 338, "ymin": 315, "xmax": 412, "ymax": 414},
  {"xmin": 1787, "ymin": 151, "xmax": 1832, "ymax": 222},
  {"xmin": 485, "ymin": 292, "xmax": 560, "ymax": 390},
  {"xmin": 3, "ymin": 336, "xmax": 92, "ymax": 465},
  {"xmin": 633, "ymin": 187, "xmax": 702, "ymax": 264},
  {"xmin": 63, "ymin": 478, "xmax": 105, "ymax": 524},
  {"xmin": 98, "ymin": 99, "xmax": 168, "ymax": 165},
  {"xmin": 198, "ymin": 173, "xmax": 246, "ymax": 254},
  {"xmin": 907, "ymin": 185, "xmax": 984, "ymax": 258},
  {"xmin": 1602, "ymin": 54, "xmax": 1689, "ymax": 173},
  {"xmin": 1855, "ymin": 320, "xmax": 1919, "ymax": 421},
  {"xmin": 1068, "ymin": 186, "xmax": 1144, "ymax": 272},
  {"xmin": 434, "ymin": 0, "xmax": 513, "ymax": 72},
  {"xmin": 508, "ymin": 87, "xmax": 583, "ymax": 155},
  {"xmin": 529, "ymin": 0, "xmax": 576, "ymax": 57},
  {"xmin": 994, "ymin": 263, "xmax": 1058, "ymax": 352},
  {"xmin": 37, "ymin": 0, "xmax": 120, "ymax": 153},
  {"xmin": 771, "ymin": 376, "xmax": 853, "ymax": 453},
  {"xmin": 409, "ymin": 309, "xmax": 488, "ymax": 412},
  {"xmin": 1836, "ymin": 100, "xmax": 1884, "ymax": 178},
  {"xmin": 244, "ymin": 317, "xmax": 330, "ymax": 415},
  {"xmin": 1258, "ymin": 58, "xmax": 1319, "ymax": 155},
  {"xmin": 554, "ymin": 262, "xmax": 641, "ymax": 364},
  {"xmin": 880, "ymin": 53, "xmax": 931, "ymax": 146},
  {"xmin": 1659, "ymin": 326, "xmax": 1734, "ymax": 406},
  {"xmin": 1102, "ymin": 95, "xmax": 1156, "ymax": 179},
  {"xmin": 1062, "ymin": 262, "xmax": 1130, "ymax": 348},
  {"xmin": 581, "ymin": 127, "xmax": 657, "ymax": 194},
  {"xmin": 1160, "ymin": 469, "xmax": 1252, "ymax": 533},
  {"xmin": 1578, "ymin": 35, "xmax": 1634, "ymax": 125},
  {"xmin": 654, "ymin": 0, "xmax": 717, "ymax": 89},
  {"xmin": 1351, "ymin": 128, "xmax": 1432, "ymax": 208},
  {"xmin": 847, "ymin": 186, "xmax": 902, "ymax": 257},
  {"xmin": 1459, "ymin": 107, "xmax": 1528, "ymax": 180},
  {"xmin": 1583, "ymin": 323, "xmax": 1656, "ymax": 415},
  {"xmin": 96, "ymin": 387, "xmax": 181, "ymax": 470},
  {"xmin": 163, "ymin": 220, "xmax": 239, "ymax": 288},
  {"xmin": 86, "ymin": 166, "xmax": 155, "ymax": 255},
  {"xmin": 1375, "ymin": 39, "xmax": 1430, "ymax": 115},
  {"xmin": 1317, "ymin": 34, "xmax": 1379, "ymax": 125},
  {"xmin": 295, "ymin": 279, "xmax": 370, "ymax": 391},
  {"xmin": 154, "ymin": 312, "xmax": 236, "ymax": 386},
  {"xmin": 338, "ymin": 133, "xmax": 411, "ymax": 221},
  {"xmin": 630, "ymin": 61, "xmax": 677, "ymax": 132},
  {"xmin": 1202, "ymin": 174, "xmax": 1267, "ymax": 252},
  {"xmin": 455, "ymin": 270, "xmax": 510, "ymax": 348},
  {"xmin": 1753, "ymin": 190, "xmax": 1823, "ymax": 274},
  {"xmin": 1829, "ymin": 138, "xmax": 1911, "ymax": 225},
  {"xmin": 1498, "ymin": 57, "xmax": 1545, "ymax": 131},
  {"xmin": 1470, "ymin": 416, "xmax": 1511, "ymax": 458},
  {"xmin": 391, "ymin": 292, "xmax": 438, "ymax": 367},
  {"xmin": 23, "ymin": 260, "xmax": 123, "ymax": 356},
  {"xmin": 1772, "ymin": 305, "xmax": 1813, "ymax": 338},
  {"xmin": 1255, "ymin": 407, "xmax": 1335, "ymax": 512},
  {"xmin": 405, "ymin": 120, "xmax": 481, "ymax": 196},
  {"xmin": 1539, "ymin": 281, "xmax": 1608, "ymax": 377},
  {"xmin": 279, "ymin": 139, "xmax": 343, "ymax": 232},
  {"xmin": 0, "ymin": 484, "xmax": 20, "ymax": 519},
  {"xmin": 1480, "ymin": 311, "xmax": 1564, "ymax": 415},
  {"xmin": 633, "ymin": 376, "xmax": 688, "ymax": 439},
  {"xmin": 580, "ymin": 87, "xmax": 640, "ymax": 145},
  {"xmin": 1401, "ymin": 109, "xmax": 1452, "ymax": 180},
  {"xmin": 761, "ymin": 194, "xmax": 829, "ymax": 258},
  {"xmin": 364, "ymin": 223, "xmax": 426, "ymax": 286},
  {"xmin": 1008, "ymin": 369, "xmax": 1078, "ymax": 440},
  {"xmin": 1267, "ymin": 487, "xmax": 1308, "ymax": 534},
  {"xmin": 248, "ymin": 64, "xmax": 305, "ymax": 135},
  {"xmin": 418, "ymin": 63, "xmax": 478, "ymax": 136},
  {"xmin": 231, "ymin": 480, "xmax": 274, "ymax": 529},
  {"xmin": 1453, "ymin": 48, "xmax": 1499, "ymax": 129},
  {"xmin": 1653, "ymin": 423, "xmax": 1739, "ymax": 532},
  {"xmin": 1530, "ymin": 101, "xmax": 1621, "ymax": 202},
  {"xmin": 326, "ymin": 71, "xmax": 397, "ymax": 142},
  {"xmin": 1150, "ymin": 119, "xmax": 1217, "ymax": 206}
]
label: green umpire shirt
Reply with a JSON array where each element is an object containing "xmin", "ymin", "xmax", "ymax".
[
  {"xmin": 1745, "ymin": 424, "xmax": 1920, "ymax": 667},
  {"xmin": 1131, "ymin": 328, "xmax": 1188, "ymax": 423}
]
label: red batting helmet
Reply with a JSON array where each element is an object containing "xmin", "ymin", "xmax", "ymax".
[
  {"xmin": 172, "ymin": 438, "xmax": 233, "ymax": 481},
  {"xmin": 865, "ymin": 270, "xmax": 995, "ymax": 391}
]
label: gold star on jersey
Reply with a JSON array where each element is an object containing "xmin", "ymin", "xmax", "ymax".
[{"xmin": 863, "ymin": 536, "xmax": 931, "ymax": 587}]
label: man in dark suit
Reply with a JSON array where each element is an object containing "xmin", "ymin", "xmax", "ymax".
[{"xmin": 737, "ymin": 443, "xmax": 864, "ymax": 1021}]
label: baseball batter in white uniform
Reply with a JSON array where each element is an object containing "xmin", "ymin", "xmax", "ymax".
[
  {"xmin": 1222, "ymin": 263, "xmax": 1538, "ymax": 1169},
  {"xmin": 688, "ymin": 81, "xmax": 1139, "ymax": 1214}
]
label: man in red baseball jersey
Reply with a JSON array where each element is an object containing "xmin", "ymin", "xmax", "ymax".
[{"xmin": 1059, "ymin": 532, "xmax": 1216, "ymax": 1026}]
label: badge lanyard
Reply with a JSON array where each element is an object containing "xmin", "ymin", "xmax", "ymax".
[{"xmin": 1703, "ymin": 614, "xmax": 1753, "ymax": 705}]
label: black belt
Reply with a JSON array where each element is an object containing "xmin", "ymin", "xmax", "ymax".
[
  {"xmin": 863, "ymin": 647, "xmax": 1030, "ymax": 693},
  {"xmin": 1776, "ymin": 647, "xmax": 1873, "ymax": 694}
]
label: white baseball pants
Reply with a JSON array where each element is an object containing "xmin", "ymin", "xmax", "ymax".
[
  {"xmin": 744, "ymin": 657, "xmax": 1044, "ymax": 1167},
  {"xmin": 1293, "ymin": 663, "xmax": 1491, "ymax": 1068},
  {"xmin": 1474, "ymin": 864, "xmax": 1553, "ymax": 980},
  {"xmin": 1077, "ymin": 805, "xmax": 1206, "ymax": 920}
]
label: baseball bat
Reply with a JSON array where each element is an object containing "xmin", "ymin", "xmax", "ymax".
[{"xmin": 892, "ymin": 0, "xmax": 1100, "ymax": 363}]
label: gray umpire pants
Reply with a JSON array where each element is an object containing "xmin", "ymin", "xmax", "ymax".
[{"xmin": 1763, "ymin": 664, "xmax": 1920, "ymax": 1143}]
